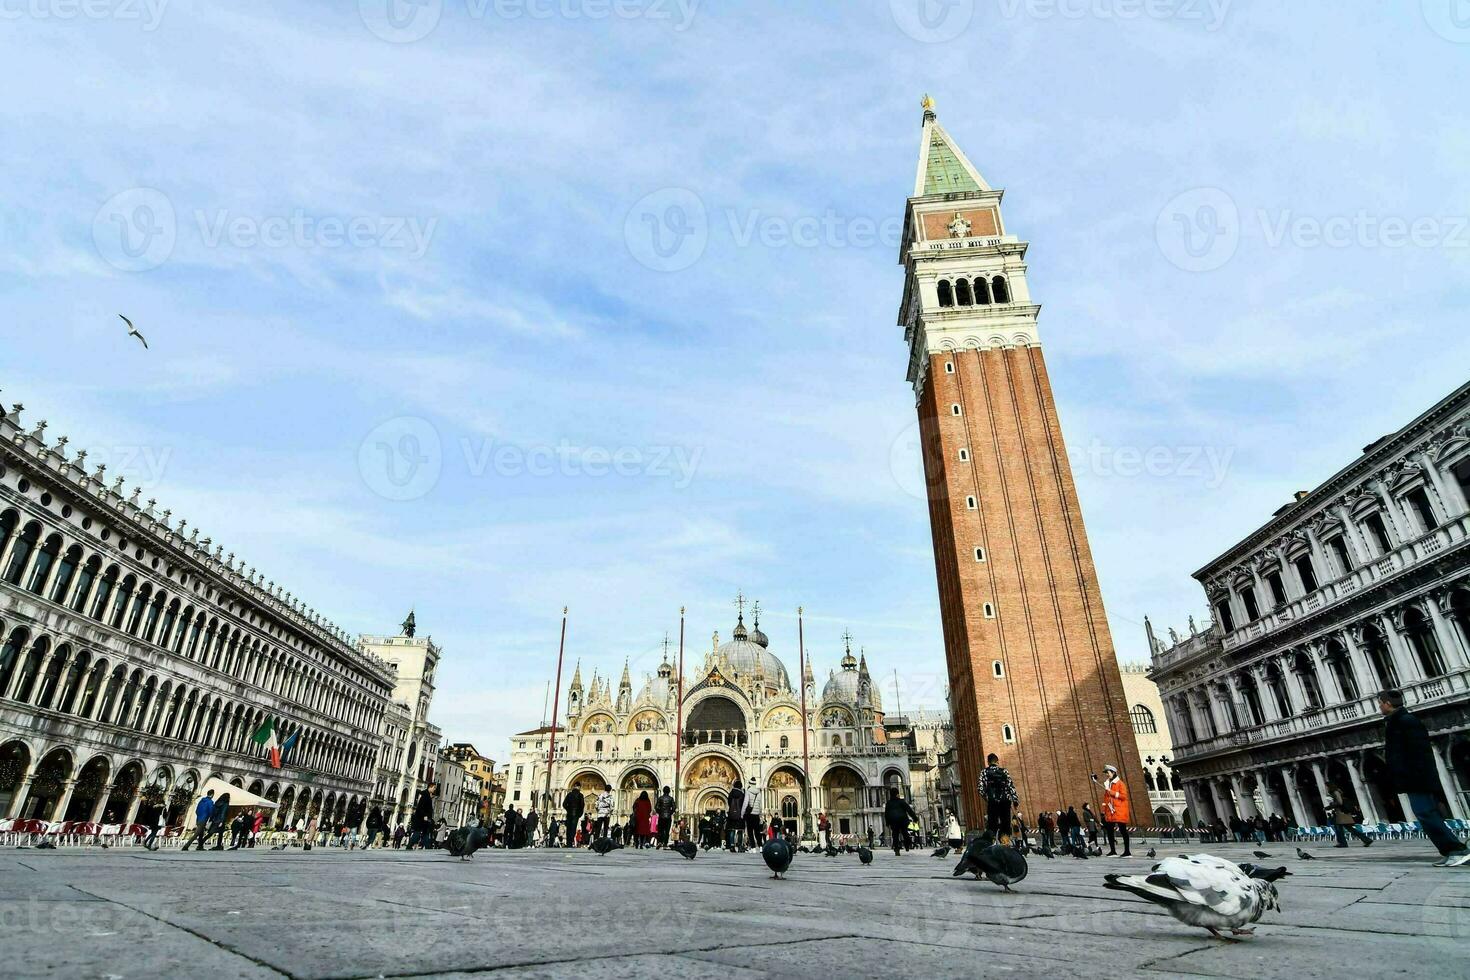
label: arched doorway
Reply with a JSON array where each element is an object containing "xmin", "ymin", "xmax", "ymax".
[
  {"xmin": 24, "ymin": 749, "xmax": 70, "ymax": 820},
  {"xmin": 766, "ymin": 766, "xmax": 805, "ymax": 835},
  {"xmin": 1292, "ymin": 765, "xmax": 1326, "ymax": 825},
  {"xmin": 139, "ymin": 767, "xmax": 172, "ymax": 826},
  {"xmin": 821, "ymin": 764, "xmax": 865, "ymax": 836},
  {"xmin": 67, "ymin": 755, "xmax": 111, "ymax": 822},
  {"xmin": 1153, "ymin": 807, "xmax": 1176, "ymax": 827},
  {"xmin": 104, "ymin": 761, "xmax": 145, "ymax": 824},
  {"xmin": 683, "ymin": 755, "xmax": 740, "ymax": 817},
  {"xmin": 0, "ymin": 740, "xmax": 31, "ymax": 817},
  {"xmin": 618, "ymin": 767, "xmax": 659, "ymax": 820},
  {"xmin": 278, "ymin": 787, "xmax": 297, "ymax": 829}
]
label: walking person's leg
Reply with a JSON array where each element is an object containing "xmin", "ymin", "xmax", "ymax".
[
  {"xmin": 1104, "ymin": 821, "xmax": 1117, "ymax": 855},
  {"xmin": 1334, "ymin": 823, "xmax": 1349, "ymax": 847},
  {"xmin": 1408, "ymin": 793, "xmax": 1470, "ymax": 861}
]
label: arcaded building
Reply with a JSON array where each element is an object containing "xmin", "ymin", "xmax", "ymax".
[
  {"xmin": 897, "ymin": 99, "xmax": 1146, "ymax": 821},
  {"xmin": 1150, "ymin": 381, "xmax": 1470, "ymax": 827},
  {"xmin": 0, "ymin": 401, "xmax": 395, "ymax": 829}
]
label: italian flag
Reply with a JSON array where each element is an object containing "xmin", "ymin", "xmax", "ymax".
[{"xmin": 252, "ymin": 717, "xmax": 281, "ymax": 768}]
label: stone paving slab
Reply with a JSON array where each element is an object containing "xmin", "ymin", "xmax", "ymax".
[{"xmin": 2, "ymin": 840, "xmax": 1465, "ymax": 978}]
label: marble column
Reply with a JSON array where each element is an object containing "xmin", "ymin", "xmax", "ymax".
[
  {"xmin": 1344, "ymin": 757, "xmax": 1381, "ymax": 826},
  {"xmin": 1341, "ymin": 628, "xmax": 1380, "ymax": 696},
  {"xmin": 1372, "ymin": 481, "xmax": 1409, "ymax": 546},
  {"xmin": 52, "ymin": 778, "xmax": 77, "ymax": 823},
  {"xmin": 1431, "ymin": 741, "xmax": 1468, "ymax": 820},
  {"xmin": 1334, "ymin": 504, "xmax": 1372, "ymax": 567},
  {"xmin": 1281, "ymin": 768, "xmax": 1310, "ymax": 827},
  {"xmin": 1210, "ymin": 780, "xmax": 1235, "ymax": 820},
  {"xmin": 1309, "ymin": 761, "xmax": 1336, "ymax": 823},
  {"xmin": 88, "ymin": 782, "xmax": 113, "ymax": 824},
  {"xmin": 123, "ymin": 785, "xmax": 144, "ymax": 826},
  {"xmin": 4, "ymin": 768, "xmax": 35, "ymax": 820},
  {"xmin": 1380, "ymin": 614, "xmax": 1424, "ymax": 685},
  {"xmin": 1251, "ymin": 667, "xmax": 1280, "ymax": 722},
  {"xmin": 1230, "ymin": 774, "xmax": 1259, "ymax": 818},
  {"xmin": 1426, "ymin": 596, "xmax": 1468, "ymax": 671},
  {"xmin": 1418, "ymin": 451, "xmax": 1466, "ymax": 516},
  {"xmin": 1255, "ymin": 768, "xmax": 1282, "ymax": 818}
]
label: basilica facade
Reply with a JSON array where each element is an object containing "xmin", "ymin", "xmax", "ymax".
[{"xmin": 507, "ymin": 610, "xmax": 927, "ymax": 838}]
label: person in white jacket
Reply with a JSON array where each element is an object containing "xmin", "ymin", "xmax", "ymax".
[
  {"xmin": 945, "ymin": 812, "xmax": 963, "ymax": 849},
  {"xmin": 594, "ymin": 790, "xmax": 614, "ymax": 838}
]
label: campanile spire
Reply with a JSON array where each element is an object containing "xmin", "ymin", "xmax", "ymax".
[{"xmin": 897, "ymin": 103, "xmax": 1146, "ymax": 823}]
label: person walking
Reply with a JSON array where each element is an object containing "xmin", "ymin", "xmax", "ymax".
[
  {"xmin": 1082, "ymin": 803, "xmax": 1100, "ymax": 846},
  {"xmin": 594, "ymin": 788, "xmax": 614, "ymax": 839},
  {"xmin": 182, "ymin": 789, "xmax": 216, "ymax": 851},
  {"xmin": 631, "ymin": 790, "xmax": 653, "ymax": 849},
  {"xmin": 1038, "ymin": 810, "xmax": 1055, "ymax": 851},
  {"xmin": 145, "ymin": 805, "xmax": 167, "ymax": 851},
  {"xmin": 655, "ymin": 786, "xmax": 676, "ymax": 848},
  {"xmin": 205, "ymin": 792, "xmax": 231, "ymax": 850},
  {"xmin": 884, "ymin": 786, "xmax": 920, "ymax": 856},
  {"xmin": 1325, "ymin": 781, "xmax": 1373, "ymax": 848},
  {"xmin": 725, "ymin": 779, "xmax": 746, "ymax": 851},
  {"xmin": 1380, "ymin": 689, "xmax": 1470, "ymax": 866},
  {"xmin": 1097, "ymin": 765, "xmax": 1132, "ymax": 857},
  {"xmin": 525, "ymin": 807, "xmax": 540, "ymax": 848},
  {"xmin": 817, "ymin": 811, "xmax": 831, "ymax": 850},
  {"xmin": 563, "ymin": 786, "xmax": 585, "ymax": 848},
  {"xmin": 945, "ymin": 811, "xmax": 963, "ymax": 850},
  {"xmin": 743, "ymin": 779, "xmax": 761, "ymax": 849},
  {"xmin": 408, "ymin": 784, "xmax": 436, "ymax": 850},
  {"xmin": 1061, "ymin": 806, "xmax": 1084, "ymax": 852},
  {"xmin": 977, "ymin": 754, "xmax": 1019, "ymax": 844}
]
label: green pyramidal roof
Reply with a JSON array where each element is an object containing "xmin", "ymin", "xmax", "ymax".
[
  {"xmin": 923, "ymin": 130, "xmax": 980, "ymax": 194},
  {"xmin": 913, "ymin": 110, "xmax": 990, "ymax": 197}
]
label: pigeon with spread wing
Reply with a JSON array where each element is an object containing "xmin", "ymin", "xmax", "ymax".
[{"xmin": 1105, "ymin": 853, "xmax": 1281, "ymax": 939}]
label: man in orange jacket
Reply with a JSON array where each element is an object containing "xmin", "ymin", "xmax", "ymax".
[{"xmin": 1097, "ymin": 764, "xmax": 1132, "ymax": 857}]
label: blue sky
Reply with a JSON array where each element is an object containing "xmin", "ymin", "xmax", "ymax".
[{"xmin": 4, "ymin": 1, "xmax": 1469, "ymax": 758}]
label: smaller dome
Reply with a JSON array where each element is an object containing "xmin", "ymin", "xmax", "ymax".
[{"xmin": 823, "ymin": 669, "xmax": 859, "ymax": 702}]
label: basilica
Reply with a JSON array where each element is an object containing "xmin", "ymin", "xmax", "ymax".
[{"xmin": 507, "ymin": 606, "xmax": 941, "ymax": 838}]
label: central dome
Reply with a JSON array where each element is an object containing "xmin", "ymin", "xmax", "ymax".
[{"xmin": 717, "ymin": 614, "xmax": 791, "ymax": 690}]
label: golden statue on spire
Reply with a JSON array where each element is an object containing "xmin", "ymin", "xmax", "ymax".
[{"xmin": 921, "ymin": 94, "xmax": 935, "ymax": 113}]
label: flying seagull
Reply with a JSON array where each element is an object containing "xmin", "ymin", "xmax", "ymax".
[
  {"xmin": 119, "ymin": 314, "xmax": 148, "ymax": 349},
  {"xmin": 1104, "ymin": 853, "xmax": 1282, "ymax": 940}
]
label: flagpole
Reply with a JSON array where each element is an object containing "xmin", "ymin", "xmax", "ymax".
[
  {"xmin": 798, "ymin": 606, "xmax": 812, "ymax": 836},
  {"xmin": 674, "ymin": 606, "xmax": 685, "ymax": 813},
  {"xmin": 543, "ymin": 607, "xmax": 568, "ymax": 815}
]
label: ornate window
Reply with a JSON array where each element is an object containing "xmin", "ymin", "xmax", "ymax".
[{"xmin": 1129, "ymin": 704, "xmax": 1157, "ymax": 734}]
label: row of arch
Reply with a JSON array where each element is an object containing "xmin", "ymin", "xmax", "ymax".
[
  {"xmin": 0, "ymin": 621, "xmax": 375, "ymax": 783},
  {"xmin": 0, "ymin": 740, "xmax": 370, "ymax": 830},
  {"xmin": 936, "ymin": 274, "xmax": 1011, "ymax": 309},
  {"xmin": 1172, "ymin": 590, "xmax": 1470, "ymax": 743},
  {"xmin": 0, "ymin": 507, "xmax": 384, "ymax": 732}
]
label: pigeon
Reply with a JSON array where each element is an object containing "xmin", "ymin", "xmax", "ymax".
[
  {"xmin": 35, "ymin": 841, "xmax": 56, "ymax": 850},
  {"xmin": 1237, "ymin": 863, "xmax": 1293, "ymax": 883},
  {"xmin": 1253, "ymin": 850, "xmax": 1272, "ymax": 859},
  {"xmin": 1104, "ymin": 854, "xmax": 1282, "ymax": 940},
  {"xmin": 1037, "ymin": 845, "xmax": 1055, "ymax": 860},
  {"xmin": 952, "ymin": 835, "xmax": 1029, "ymax": 891},
  {"xmin": 824, "ymin": 845, "xmax": 839, "ymax": 858},
  {"xmin": 762, "ymin": 838, "xmax": 794, "ymax": 879},
  {"xmin": 931, "ymin": 846, "xmax": 951, "ymax": 858},
  {"xmin": 590, "ymin": 837, "xmax": 622, "ymax": 855},
  {"xmin": 1296, "ymin": 848, "xmax": 1316, "ymax": 860},
  {"xmin": 119, "ymin": 314, "xmax": 148, "ymax": 349},
  {"xmin": 858, "ymin": 846, "xmax": 873, "ymax": 865},
  {"xmin": 671, "ymin": 841, "xmax": 698, "ymax": 860},
  {"xmin": 1146, "ymin": 848, "xmax": 1157, "ymax": 859},
  {"xmin": 797, "ymin": 845, "xmax": 812, "ymax": 854},
  {"xmin": 446, "ymin": 824, "xmax": 489, "ymax": 860}
]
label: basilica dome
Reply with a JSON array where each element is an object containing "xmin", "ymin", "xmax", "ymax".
[{"xmin": 717, "ymin": 615, "xmax": 791, "ymax": 691}]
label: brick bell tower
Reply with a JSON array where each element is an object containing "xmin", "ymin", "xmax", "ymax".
[{"xmin": 899, "ymin": 97, "xmax": 1146, "ymax": 825}]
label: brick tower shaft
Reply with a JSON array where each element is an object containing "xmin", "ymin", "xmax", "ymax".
[{"xmin": 898, "ymin": 98, "xmax": 1146, "ymax": 825}]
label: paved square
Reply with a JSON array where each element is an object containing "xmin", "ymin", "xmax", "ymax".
[{"xmin": 3, "ymin": 840, "xmax": 1464, "ymax": 978}]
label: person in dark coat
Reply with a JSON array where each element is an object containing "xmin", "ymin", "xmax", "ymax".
[
  {"xmin": 1380, "ymin": 689, "xmax": 1470, "ymax": 865},
  {"xmin": 655, "ymin": 786, "xmax": 676, "ymax": 849},
  {"xmin": 206, "ymin": 792, "xmax": 231, "ymax": 850},
  {"xmin": 563, "ymin": 786, "xmax": 585, "ymax": 848},
  {"xmin": 407, "ymin": 784, "xmax": 436, "ymax": 850},
  {"xmin": 725, "ymin": 780, "xmax": 745, "ymax": 850},
  {"xmin": 884, "ymin": 786, "xmax": 919, "ymax": 856}
]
